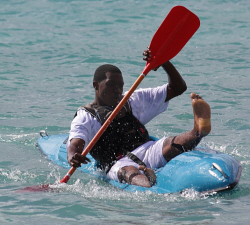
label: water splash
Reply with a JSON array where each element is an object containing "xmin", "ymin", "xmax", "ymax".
[
  {"xmin": 0, "ymin": 168, "xmax": 37, "ymax": 183},
  {"xmin": 43, "ymin": 177, "xmax": 218, "ymax": 203}
]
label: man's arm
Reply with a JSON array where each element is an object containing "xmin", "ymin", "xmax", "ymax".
[
  {"xmin": 161, "ymin": 61, "xmax": 187, "ymax": 102},
  {"xmin": 67, "ymin": 138, "xmax": 91, "ymax": 167},
  {"xmin": 143, "ymin": 49, "xmax": 187, "ymax": 102}
]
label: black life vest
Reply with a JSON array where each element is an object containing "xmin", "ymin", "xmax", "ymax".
[{"xmin": 75, "ymin": 103, "xmax": 150, "ymax": 173}]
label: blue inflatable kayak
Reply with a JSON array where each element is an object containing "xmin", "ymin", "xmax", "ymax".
[{"xmin": 37, "ymin": 131, "xmax": 242, "ymax": 194}]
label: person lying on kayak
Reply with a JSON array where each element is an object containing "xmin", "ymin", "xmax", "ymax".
[{"xmin": 66, "ymin": 49, "xmax": 211, "ymax": 188}]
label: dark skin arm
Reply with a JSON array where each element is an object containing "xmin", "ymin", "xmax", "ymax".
[
  {"xmin": 143, "ymin": 49, "xmax": 187, "ymax": 102},
  {"xmin": 67, "ymin": 138, "xmax": 91, "ymax": 167}
]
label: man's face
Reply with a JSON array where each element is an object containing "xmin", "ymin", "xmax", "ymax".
[{"xmin": 95, "ymin": 71, "xmax": 124, "ymax": 107}]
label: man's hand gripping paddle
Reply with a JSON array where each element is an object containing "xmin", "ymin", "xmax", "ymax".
[{"xmin": 18, "ymin": 6, "xmax": 200, "ymax": 192}]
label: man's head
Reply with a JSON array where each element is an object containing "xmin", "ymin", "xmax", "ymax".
[
  {"xmin": 93, "ymin": 64, "xmax": 124, "ymax": 108},
  {"xmin": 93, "ymin": 64, "xmax": 122, "ymax": 83}
]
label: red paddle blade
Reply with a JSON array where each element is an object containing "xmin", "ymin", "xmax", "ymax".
[
  {"xmin": 16, "ymin": 183, "xmax": 67, "ymax": 193},
  {"xmin": 15, "ymin": 184, "xmax": 52, "ymax": 193},
  {"xmin": 144, "ymin": 6, "xmax": 200, "ymax": 74}
]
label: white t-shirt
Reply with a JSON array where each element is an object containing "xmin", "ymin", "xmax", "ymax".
[{"xmin": 68, "ymin": 83, "xmax": 169, "ymax": 149}]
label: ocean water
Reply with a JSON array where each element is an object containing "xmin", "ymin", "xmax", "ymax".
[{"xmin": 0, "ymin": 0, "xmax": 250, "ymax": 224}]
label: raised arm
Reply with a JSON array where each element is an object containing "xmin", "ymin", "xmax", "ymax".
[
  {"xmin": 143, "ymin": 49, "xmax": 187, "ymax": 102},
  {"xmin": 161, "ymin": 61, "xmax": 187, "ymax": 102}
]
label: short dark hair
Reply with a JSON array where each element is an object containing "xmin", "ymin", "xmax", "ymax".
[{"xmin": 93, "ymin": 64, "xmax": 121, "ymax": 82}]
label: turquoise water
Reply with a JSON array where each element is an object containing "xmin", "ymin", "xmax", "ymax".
[{"xmin": 1, "ymin": 0, "xmax": 250, "ymax": 224}]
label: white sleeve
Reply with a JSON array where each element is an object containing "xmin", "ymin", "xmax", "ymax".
[
  {"xmin": 68, "ymin": 109, "xmax": 101, "ymax": 149},
  {"xmin": 128, "ymin": 83, "xmax": 169, "ymax": 125}
]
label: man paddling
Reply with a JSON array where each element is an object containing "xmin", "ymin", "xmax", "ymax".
[{"xmin": 66, "ymin": 50, "xmax": 211, "ymax": 188}]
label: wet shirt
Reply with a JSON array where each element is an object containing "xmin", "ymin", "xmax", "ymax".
[{"xmin": 67, "ymin": 84, "xmax": 169, "ymax": 149}]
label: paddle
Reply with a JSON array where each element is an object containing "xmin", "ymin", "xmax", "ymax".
[{"xmin": 18, "ymin": 6, "xmax": 200, "ymax": 192}]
